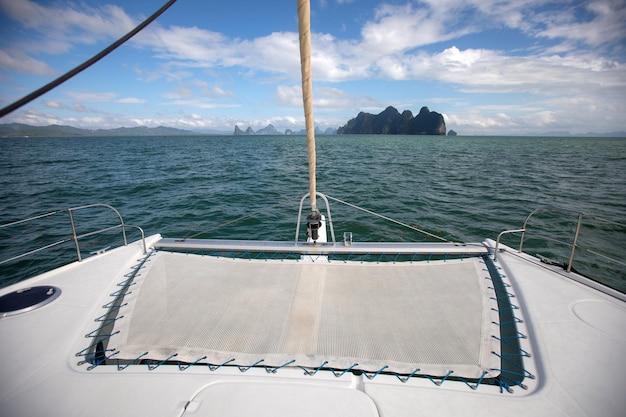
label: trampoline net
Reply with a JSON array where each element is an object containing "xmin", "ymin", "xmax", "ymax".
[{"xmin": 109, "ymin": 252, "xmax": 501, "ymax": 378}]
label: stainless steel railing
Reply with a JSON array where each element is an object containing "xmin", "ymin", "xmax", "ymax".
[
  {"xmin": 0, "ymin": 204, "xmax": 146, "ymax": 267},
  {"xmin": 295, "ymin": 192, "xmax": 337, "ymax": 244},
  {"xmin": 494, "ymin": 206, "xmax": 625, "ymax": 273}
]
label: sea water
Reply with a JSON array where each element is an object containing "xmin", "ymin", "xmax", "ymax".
[{"xmin": 0, "ymin": 135, "xmax": 624, "ymax": 291}]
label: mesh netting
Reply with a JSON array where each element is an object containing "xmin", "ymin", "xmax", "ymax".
[{"xmin": 109, "ymin": 252, "xmax": 500, "ymax": 378}]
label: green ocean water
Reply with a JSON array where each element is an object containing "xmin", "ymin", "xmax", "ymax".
[{"xmin": 1, "ymin": 134, "xmax": 625, "ymax": 291}]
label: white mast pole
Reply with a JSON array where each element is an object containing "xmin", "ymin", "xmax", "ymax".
[{"xmin": 297, "ymin": 0, "xmax": 317, "ymax": 212}]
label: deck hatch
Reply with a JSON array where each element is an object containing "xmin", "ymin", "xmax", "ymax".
[{"xmin": 0, "ymin": 286, "xmax": 61, "ymax": 318}]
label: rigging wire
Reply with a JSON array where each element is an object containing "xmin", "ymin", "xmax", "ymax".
[
  {"xmin": 325, "ymin": 194, "xmax": 453, "ymax": 243},
  {"xmin": 183, "ymin": 197, "xmax": 299, "ymax": 240},
  {"xmin": 0, "ymin": 0, "xmax": 178, "ymax": 118}
]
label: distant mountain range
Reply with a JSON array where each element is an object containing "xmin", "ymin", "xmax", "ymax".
[
  {"xmin": 0, "ymin": 123, "xmax": 197, "ymax": 137},
  {"xmin": 2, "ymin": 122, "xmax": 623, "ymax": 138},
  {"xmin": 234, "ymin": 124, "xmax": 281, "ymax": 135},
  {"xmin": 0, "ymin": 122, "xmax": 339, "ymax": 137},
  {"xmin": 234, "ymin": 124, "xmax": 337, "ymax": 136}
]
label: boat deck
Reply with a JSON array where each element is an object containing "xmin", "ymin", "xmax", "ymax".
[{"xmin": 1, "ymin": 235, "xmax": 625, "ymax": 417}]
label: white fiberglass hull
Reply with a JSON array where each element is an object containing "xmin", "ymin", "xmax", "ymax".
[{"xmin": 1, "ymin": 234, "xmax": 624, "ymax": 417}]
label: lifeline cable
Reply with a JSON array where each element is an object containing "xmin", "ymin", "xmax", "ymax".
[{"xmin": 326, "ymin": 194, "xmax": 452, "ymax": 242}]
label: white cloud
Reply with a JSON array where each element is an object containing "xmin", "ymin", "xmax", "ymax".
[
  {"xmin": 64, "ymin": 91, "xmax": 117, "ymax": 102},
  {"xmin": 143, "ymin": 25, "xmax": 231, "ymax": 63},
  {"xmin": 445, "ymin": 93, "xmax": 626, "ymax": 135},
  {"xmin": 136, "ymin": 25, "xmax": 301, "ymax": 82},
  {"xmin": 73, "ymin": 103, "xmax": 87, "ymax": 112},
  {"xmin": 208, "ymin": 86, "xmax": 231, "ymax": 98},
  {"xmin": 162, "ymin": 79, "xmax": 234, "ymax": 105},
  {"xmin": 0, "ymin": 0, "xmax": 135, "ymax": 44},
  {"xmin": 384, "ymin": 47, "xmax": 626, "ymax": 100},
  {"xmin": 276, "ymin": 84, "xmax": 379, "ymax": 109},
  {"xmin": 72, "ymin": 102, "xmax": 104, "ymax": 114},
  {"xmin": 0, "ymin": 49, "xmax": 56, "ymax": 75},
  {"xmin": 534, "ymin": 0, "xmax": 626, "ymax": 46},
  {"xmin": 161, "ymin": 99, "xmax": 239, "ymax": 110},
  {"xmin": 359, "ymin": 3, "xmax": 460, "ymax": 55},
  {"xmin": 315, "ymin": 86, "xmax": 379, "ymax": 108},
  {"xmin": 43, "ymin": 100, "xmax": 65, "ymax": 109},
  {"xmin": 8, "ymin": 108, "xmax": 63, "ymax": 126},
  {"xmin": 116, "ymin": 97, "xmax": 146, "ymax": 104},
  {"xmin": 276, "ymin": 85, "xmax": 302, "ymax": 107},
  {"xmin": 168, "ymin": 86, "xmax": 194, "ymax": 99}
]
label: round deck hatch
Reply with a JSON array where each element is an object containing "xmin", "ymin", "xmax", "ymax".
[{"xmin": 0, "ymin": 286, "xmax": 61, "ymax": 318}]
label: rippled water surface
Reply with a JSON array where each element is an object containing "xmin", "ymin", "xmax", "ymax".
[{"xmin": 1, "ymin": 135, "xmax": 624, "ymax": 291}]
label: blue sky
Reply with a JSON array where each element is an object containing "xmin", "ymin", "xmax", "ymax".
[{"xmin": 0, "ymin": 0, "xmax": 625, "ymax": 135}]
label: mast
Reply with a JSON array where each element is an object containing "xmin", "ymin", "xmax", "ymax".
[
  {"xmin": 297, "ymin": 0, "xmax": 323, "ymax": 242},
  {"xmin": 298, "ymin": 0, "xmax": 322, "ymax": 243},
  {"xmin": 297, "ymin": 0, "xmax": 317, "ymax": 212}
]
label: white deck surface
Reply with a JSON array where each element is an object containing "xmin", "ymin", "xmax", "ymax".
[{"xmin": 1, "ymin": 235, "xmax": 625, "ymax": 417}]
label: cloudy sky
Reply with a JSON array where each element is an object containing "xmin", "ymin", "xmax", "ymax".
[{"xmin": 0, "ymin": 0, "xmax": 625, "ymax": 135}]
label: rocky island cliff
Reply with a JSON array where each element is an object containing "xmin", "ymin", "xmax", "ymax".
[{"xmin": 337, "ymin": 106, "xmax": 446, "ymax": 135}]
